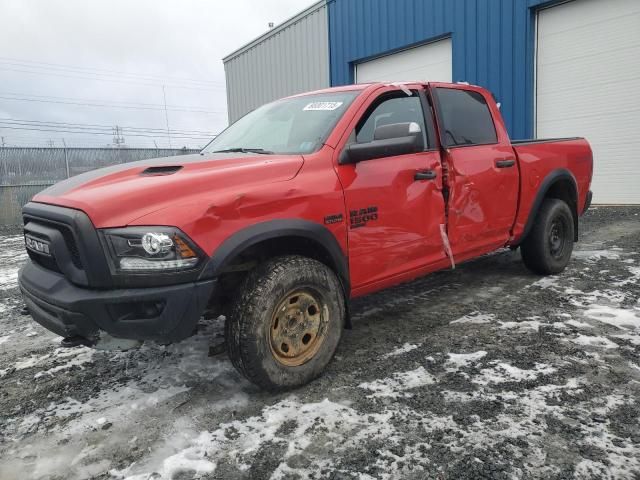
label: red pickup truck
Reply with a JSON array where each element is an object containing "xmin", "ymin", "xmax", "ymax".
[{"xmin": 19, "ymin": 82, "xmax": 593, "ymax": 390}]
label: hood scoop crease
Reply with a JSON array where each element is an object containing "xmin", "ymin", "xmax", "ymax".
[{"xmin": 141, "ymin": 165, "xmax": 183, "ymax": 176}]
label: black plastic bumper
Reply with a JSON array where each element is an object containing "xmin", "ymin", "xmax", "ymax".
[{"xmin": 18, "ymin": 260, "xmax": 216, "ymax": 343}]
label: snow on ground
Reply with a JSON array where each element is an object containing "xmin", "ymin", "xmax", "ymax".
[
  {"xmin": 445, "ymin": 351, "xmax": 487, "ymax": 370},
  {"xmin": 473, "ymin": 362, "xmax": 557, "ymax": 384},
  {"xmin": 382, "ymin": 342, "xmax": 420, "ymax": 358},
  {"xmin": 0, "ymin": 235, "xmax": 27, "ymax": 290},
  {"xmin": 112, "ymin": 398, "xmax": 399, "ymax": 480},
  {"xmin": 0, "ymin": 347, "xmax": 94, "ymax": 378},
  {"xmin": 572, "ymin": 249, "xmax": 622, "ymax": 262},
  {"xmin": 569, "ymin": 334, "xmax": 620, "ymax": 349},
  {"xmin": 565, "ymin": 318, "xmax": 595, "ymax": 329},
  {"xmin": 1, "ymin": 208, "xmax": 639, "ymax": 479},
  {"xmin": 450, "ymin": 312, "xmax": 495, "ymax": 325},
  {"xmin": 584, "ymin": 305, "xmax": 640, "ymax": 330},
  {"xmin": 0, "ymin": 317, "xmax": 250, "ymax": 479},
  {"xmin": 498, "ymin": 317, "xmax": 550, "ymax": 331},
  {"xmin": 358, "ymin": 366, "xmax": 436, "ymax": 398}
]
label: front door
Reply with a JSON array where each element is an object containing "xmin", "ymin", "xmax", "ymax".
[
  {"xmin": 432, "ymin": 85, "xmax": 519, "ymax": 258},
  {"xmin": 334, "ymin": 87, "xmax": 447, "ymax": 291}
]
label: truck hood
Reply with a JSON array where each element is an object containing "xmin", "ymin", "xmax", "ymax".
[{"xmin": 32, "ymin": 152, "xmax": 304, "ymax": 227}]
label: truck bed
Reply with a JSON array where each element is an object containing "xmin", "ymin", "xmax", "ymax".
[{"xmin": 511, "ymin": 137, "xmax": 593, "ymax": 243}]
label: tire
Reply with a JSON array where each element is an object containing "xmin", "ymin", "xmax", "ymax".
[
  {"xmin": 521, "ymin": 198, "xmax": 575, "ymax": 275},
  {"xmin": 225, "ymin": 255, "xmax": 345, "ymax": 391}
]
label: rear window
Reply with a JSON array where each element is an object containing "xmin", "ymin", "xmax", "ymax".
[{"xmin": 435, "ymin": 88, "xmax": 498, "ymax": 147}]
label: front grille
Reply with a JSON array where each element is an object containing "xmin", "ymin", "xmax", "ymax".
[
  {"xmin": 23, "ymin": 218, "xmax": 84, "ymax": 274},
  {"xmin": 27, "ymin": 250, "xmax": 62, "ymax": 273},
  {"xmin": 22, "ymin": 202, "xmax": 113, "ymax": 288}
]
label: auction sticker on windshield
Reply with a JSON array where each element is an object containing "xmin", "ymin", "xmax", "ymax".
[{"xmin": 303, "ymin": 101, "xmax": 343, "ymax": 111}]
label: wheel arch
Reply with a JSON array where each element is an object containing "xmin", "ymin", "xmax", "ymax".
[
  {"xmin": 517, "ymin": 169, "xmax": 579, "ymax": 245},
  {"xmin": 200, "ymin": 219, "xmax": 351, "ymax": 299}
]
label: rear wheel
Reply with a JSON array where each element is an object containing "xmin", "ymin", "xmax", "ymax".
[
  {"xmin": 521, "ymin": 198, "xmax": 575, "ymax": 275},
  {"xmin": 226, "ymin": 255, "xmax": 345, "ymax": 391}
]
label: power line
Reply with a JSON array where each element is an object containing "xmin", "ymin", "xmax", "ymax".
[
  {"xmin": 0, "ymin": 117, "xmax": 217, "ymax": 136},
  {"xmin": 0, "ymin": 66, "xmax": 222, "ymax": 91},
  {"xmin": 0, "ymin": 134, "xmax": 207, "ymax": 148},
  {"xmin": 4, "ymin": 143, "xmax": 204, "ymax": 149},
  {"xmin": 0, "ymin": 124, "xmax": 215, "ymax": 140},
  {"xmin": 0, "ymin": 91, "xmax": 223, "ymax": 111},
  {"xmin": 3, "ymin": 136, "xmax": 196, "ymax": 144},
  {"xmin": 0, "ymin": 121, "xmax": 212, "ymax": 137},
  {"xmin": 0, "ymin": 120, "xmax": 217, "ymax": 148},
  {"xmin": 0, "ymin": 130, "xmax": 174, "ymax": 141},
  {"xmin": 0, "ymin": 93, "xmax": 224, "ymax": 114},
  {"xmin": 0, "ymin": 120, "xmax": 216, "ymax": 137},
  {"xmin": 0, "ymin": 56, "xmax": 223, "ymax": 87}
]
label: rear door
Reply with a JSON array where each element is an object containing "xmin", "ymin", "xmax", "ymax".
[
  {"xmin": 333, "ymin": 86, "xmax": 447, "ymax": 291},
  {"xmin": 431, "ymin": 84, "xmax": 519, "ymax": 258}
]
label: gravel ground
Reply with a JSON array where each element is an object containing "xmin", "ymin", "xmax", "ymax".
[{"xmin": 0, "ymin": 207, "xmax": 639, "ymax": 480}]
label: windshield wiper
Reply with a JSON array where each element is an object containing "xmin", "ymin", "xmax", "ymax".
[{"xmin": 212, "ymin": 147, "xmax": 274, "ymax": 155}]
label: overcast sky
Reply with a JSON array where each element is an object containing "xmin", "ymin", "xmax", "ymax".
[{"xmin": 0, "ymin": 0, "xmax": 316, "ymax": 149}]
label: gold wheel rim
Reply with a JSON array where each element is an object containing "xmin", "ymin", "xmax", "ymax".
[{"xmin": 268, "ymin": 289, "xmax": 328, "ymax": 367}]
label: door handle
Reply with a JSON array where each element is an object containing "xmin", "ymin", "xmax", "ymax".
[
  {"xmin": 414, "ymin": 170, "xmax": 437, "ymax": 181},
  {"xmin": 495, "ymin": 159, "xmax": 516, "ymax": 168}
]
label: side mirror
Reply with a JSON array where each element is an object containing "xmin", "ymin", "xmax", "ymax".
[
  {"xmin": 374, "ymin": 121, "xmax": 422, "ymax": 141},
  {"xmin": 339, "ymin": 122, "xmax": 424, "ymax": 164}
]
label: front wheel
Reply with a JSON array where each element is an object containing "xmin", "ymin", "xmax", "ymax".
[
  {"xmin": 521, "ymin": 198, "xmax": 575, "ymax": 275},
  {"xmin": 226, "ymin": 255, "xmax": 345, "ymax": 391}
]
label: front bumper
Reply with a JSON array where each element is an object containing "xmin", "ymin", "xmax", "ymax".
[{"xmin": 19, "ymin": 260, "xmax": 216, "ymax": 343}]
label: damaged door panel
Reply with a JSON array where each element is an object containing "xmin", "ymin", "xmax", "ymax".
[
  {"xmin": 333, "ymin": 87, "xmax": 447, "ymax": 292},
  {"xmin": 432, "ymin": 85, "xmax": 520, "ymax": 260}
]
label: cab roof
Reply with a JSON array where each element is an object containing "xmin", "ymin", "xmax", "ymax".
[{"xmin": 285, "ymin": 81, "xmax": 477, "ymax": 100}]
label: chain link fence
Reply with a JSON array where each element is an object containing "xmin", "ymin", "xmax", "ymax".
[{"xmin": 0, "ymin": 147, "xmax": 199, "ymax": 226}]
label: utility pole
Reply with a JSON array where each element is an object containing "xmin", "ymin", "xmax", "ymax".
[
  {"xmin": 112, "ymin": 125, "xmax": 125, "ymax": 148},
  {"xmin": 162, "ymin": 85, "xmax": 173, "ymax": 149},
  {"xmin": 62, "ymin": 138, "xmax": 70, "ymax": 178},
  {"xmin": 47, "ymin": 139, "xmax": 55, "ymax": 147},
  {"xmin": 153, "ymin": 140, "xmax": 159, "ymax": 157},
  {"xmin": 1, "ymin": 137, "xmax": 7, "ymax": 180}
]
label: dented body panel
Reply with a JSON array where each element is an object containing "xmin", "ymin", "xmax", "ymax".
[{"xmin": 34, "ymin": 153, "xmax": 305, "ymax": 232}]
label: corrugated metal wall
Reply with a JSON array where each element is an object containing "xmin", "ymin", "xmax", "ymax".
[
  {"xmin": 223, "ymin": 1, "xmax": 330, "ymax": 123},
  {"xmin": 328, "ymin": 0, "xmax": 554, "ymax": 140}
]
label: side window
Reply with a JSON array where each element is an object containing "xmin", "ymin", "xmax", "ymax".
[
  {"xmin": 435, "ymin": 88, "xmax": 498, "ymax": 147},
  {"xmin": 353, "ymin": 94, "xmax": 432, "ymax": 149}
]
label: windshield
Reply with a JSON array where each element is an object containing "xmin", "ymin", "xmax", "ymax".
[{"xmin": 201, "ymin": 91, "xmax": 360, "ymax": 155}]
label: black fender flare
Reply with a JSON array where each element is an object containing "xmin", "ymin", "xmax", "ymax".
[
  {"xmin": 199, "ymin": 219, "xmax": 350, "ymax": 297},
  {"xmin": 516, "ymin": 168, "xmax": 579, "ymax": 245}
]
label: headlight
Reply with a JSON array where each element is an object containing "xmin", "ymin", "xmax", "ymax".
[{"xmin": 101, "ymin": 227, "xmax": 203, "ymax": 273}]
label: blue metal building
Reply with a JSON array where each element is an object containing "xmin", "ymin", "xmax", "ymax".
[
  {"xmin": 225, "ymin": 0, "xmax": 640, "ymax": 203},
  {"xmin": 328, "ymin": 0, "xmax": 554, "ymax": 140}
]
